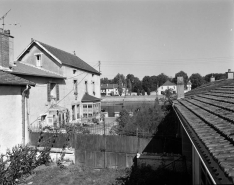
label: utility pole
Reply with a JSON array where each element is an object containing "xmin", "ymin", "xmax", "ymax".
[{"xmin": 98, "ymin": 61, "xmax": 101, "ymax": 73}]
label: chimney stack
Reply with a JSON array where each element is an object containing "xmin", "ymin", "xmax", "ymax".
[
  {"xmin": 0, "ymin": 28, "xmax": 14, "ymax": 69},
  {"xmin": 227, "ymin": 69, "xmax": 234, "ymax": 79},
  {"xmin": 177, "ymin": 76, "xmax": 184, "ymax": 99}
]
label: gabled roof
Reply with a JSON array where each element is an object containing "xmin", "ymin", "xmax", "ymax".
[
  {"xmin": 81, "ymin": 93, "xmax": 101, "ymax": 103},
  {"xmin": 161, "ymin": 80, "xmax": 176, "ymax": 87},
  {"xmin": 11, "ymin": 62, "xmax": 65, "ymax": 79},
  {"xmin": 101, "ymin": 84, "xmax": 118, "ymax": 89},
  {"xmin": 187, "ymin": 80, "xmax": 192, "ymax": 85},
  {"xmin": 0, "ymin": 70, "xmax": 35, "ymax": 86},
  {"xmin": 173, "ymin": 79, "xmax": 234, "ymax": 183},
  {"xmin": 17, "ymin": 40, "xmax": 100, "ymax": 75}
]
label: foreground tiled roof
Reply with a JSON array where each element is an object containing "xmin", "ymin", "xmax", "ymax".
[
  {"xmin": 161, "ymin": 80, "xmax": 176, "ymax": 87},
  {"xmin": 11, "ymin": 62, "xmax": 65, "ymax": 79},
  {"xmin": 173, "ymin": 79, "xmax": 234, "ymax": 183},
  {"xmin": 101, "ymin": 84, "xmax": 118, "ymax": 89},
  {"xmin": 37, "ymin": 41, "xmax": 100, "ymax": 75},
  {"xmin": 81, "ymin": 93, "xmax": 101, "ymax": 103},
  {"xmin": 0, "ymin": 70, "xmax": 35, "ymax": 86}
]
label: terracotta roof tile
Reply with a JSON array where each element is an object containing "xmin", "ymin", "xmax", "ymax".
[
  {"xmin": 173, "ymin": 79, "xmax": 234, "ymax": 184},
  {"xmin": 11, "ymin": 62, "xmax": 65, "ymax": 79},
  {"xmin": 81, "ymin": 93, "xmax": 101, "ymax": 103},
  {"xmin": 37, "ymin": 41, "xmax": 100, "ymax": 75},
  {"xmin": 0, "ymin": 70, "xmax": 35, "ymax": 86}
]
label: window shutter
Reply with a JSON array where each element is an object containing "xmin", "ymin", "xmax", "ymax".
[
  {"xmin": 47, "ymin": 83, "xmax": 51, "ymax": 102},
  {"xmin": 56, "ymin": 84, "xmax": 59, "ymax": 100}
]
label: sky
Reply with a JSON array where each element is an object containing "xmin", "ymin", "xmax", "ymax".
[{"xmin": 1, "ymin": 0, "xmax": 234, "ymax": 80}]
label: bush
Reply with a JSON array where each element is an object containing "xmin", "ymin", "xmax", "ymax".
[{"xmin": 0, "ymin": 145, "xmax": 51, "ymax": 184}]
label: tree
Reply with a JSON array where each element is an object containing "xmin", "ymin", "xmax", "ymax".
[
  {"xmin": 164, "ymin": 88, "xmax": 173, "ymax": 100},
  {"xmin": 118, "ymin": 76, "xmax": 123, "ymax": 96},
  {"xmin": 127, "ymin": 79, "xmax": 132, "ymax": 95},
  {"xmin": 101, "ymin": 77, "xmax": 113, "ymax": 84},
  {"xmin": 150, "ymin": 76, "xmax": 158, "ymax": 91},
  {"xmin": 141, "ymin": 89, "xmax": 145, "ymax": 96},
  {"xmin": 173, "ymin": 71, "xmax": 188, "ymax": 89},
  {"xmin": 147, "ymin": 88, "xmax": 150, "ymax": 95},
  {"xmin": 116, "ymin": 109, "xmax": 131, "ymax": 128},
  {"xmin": 137, "ymin": 89, "xmax": 140, "ymax": 96},
  {"xmin": 189, "ymin": 73, "xmax": 204, "ymax": 89},
  {"xmin": 203, "ymin": 73, "xmax": 226, "ymax": 83},
  {"xmin": 113, "ymin": 73, "xmax": 126, "ymax": 86},
  {"xmin": 156, "ymin": 73, "xmax": 169, "ymax": 87},
  {"xmin": 142, "ymin": 76, "xmax": 152, "ymax": 92}
]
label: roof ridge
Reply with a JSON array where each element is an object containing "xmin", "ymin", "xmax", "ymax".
[{"xmin": 20, "ymin": 62, "xmax": 64, "ymax": 77}]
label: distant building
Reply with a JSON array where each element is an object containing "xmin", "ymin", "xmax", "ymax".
[
  {"xmin": 157, "ymin": 80, "xmax": 177, "ymax": 95},
  {"xmin": 101, "ymin": 84, "xmax": 127, "ymax": 96}
]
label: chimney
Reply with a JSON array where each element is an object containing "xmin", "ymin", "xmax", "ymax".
[
  {"xmin": 227, "ymin": 69, "xmax": 234, "ymax": 79},
  {"xmin": 177, "ymin": 76, "xmax": 184, "ymax": 99},
  {"xmin": 0, "ymin": 29, "xmax": 14, "ymax": 69},
  {"xmin": 210, "ymin": 74, "xmax": 215, "ymax": 82}
]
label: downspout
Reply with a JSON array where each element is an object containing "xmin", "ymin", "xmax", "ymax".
[{"xmin": 22, "ymin": 85, "xmax": 30, "ymax": 146}]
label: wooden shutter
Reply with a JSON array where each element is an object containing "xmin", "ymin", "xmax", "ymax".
[
  {"xmin": 47, "ymin": 83, "xmax": 51, "ymax": 102},
  {"xmin": 56, "ymin": 84, "xmax": 59, "ymax": 100}
]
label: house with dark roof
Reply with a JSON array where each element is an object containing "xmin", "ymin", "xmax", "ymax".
[
  {"xmin": 15, "ymin": 38, "xmax": 101, "ymax": 126},
  {"xmin": 101, "ymin": 84, "xmax": 127, "ymax": 96},
  {"xmin": 157, "ymin": 80, "xmax": 177, "ymax": 95},
  {"xmin": 173, "ymin": 74, "xmax": 234, "ymax": 184}
]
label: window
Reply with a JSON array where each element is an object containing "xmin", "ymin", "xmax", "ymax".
[
  {"xmin": 77, "ymin": 105, "xmax": 80, "ymax": 118},
  {"xmin": 72, "ymin": 105, "xmax": 75, "ymax": 120},
  {"xmin": 35, "ymin": 54, "xmax": 42, "ymax": 67},
  {"xmin": 74, "ymin": 80, "xmax": 78, "ymax": 99},
  {"xmin": 73, "ymin": 70, "xmax": 76, "ymax": 75},
  {"xmin": 161, "ymin": 87, "xmax": 163, "ymax": 90},
  {"xmin": 47, "ymin": 83, "xmax": 59, "ymax": 102},
  {"xmin": 85, "ymin": 81, "xmax": 88, "ymax": 93},
  {"xmin": 92, "ymin": 82, "xmax": 95, "ymax": 95}
]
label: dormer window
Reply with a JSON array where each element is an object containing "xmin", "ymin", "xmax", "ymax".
[{"xmin": 35, "ymin": 53, "xmax": 42, "ymax": 67}]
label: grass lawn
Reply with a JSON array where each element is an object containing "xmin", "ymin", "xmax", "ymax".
[{"xmin": 19, "ymin": 164, "xmax": 126, "ymax": 185}]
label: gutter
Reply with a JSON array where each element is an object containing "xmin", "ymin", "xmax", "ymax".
[{"xmin": 172, "ymin": 104, "xmax": 217, "ymax": 184}]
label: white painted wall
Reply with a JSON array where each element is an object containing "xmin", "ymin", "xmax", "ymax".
[
  {"xmin": 0, "ymin": 86, "xmax": 23, "ymax": 154},
  {"xmin": 157, "ymin": 85, "xmax": 177, "ymax": 95}
]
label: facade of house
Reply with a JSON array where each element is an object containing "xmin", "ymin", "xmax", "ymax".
[
  {"xmin": 157, "ymin": 80, "xmax": 177, "ymax": 95},
  {"xmin": 101, "ymin": 84, "xmax": 127, "ymax": 96},
  {"xmin": 0, "ymin": 70, "xmax": 35, "ymax": 153},
  {"xmin": 173, "ymin": 74, "xmax": 234, "ymax": 184},
  {"xmin": 14, "ymin": 39, "xmax": 101, "ymax": 127}
]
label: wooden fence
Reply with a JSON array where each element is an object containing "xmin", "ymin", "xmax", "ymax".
[{"xmin": 74, "ymin": 134, "xmax": 153, "ymax": 169}]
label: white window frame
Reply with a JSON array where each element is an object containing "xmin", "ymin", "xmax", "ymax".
[{"xmin": 34, "ymin": 53, "xmax": 42, "ymax": 67}]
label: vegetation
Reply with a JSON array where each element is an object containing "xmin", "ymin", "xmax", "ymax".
[
  {"xmin": 101, "ymin": 71, "xmax": 227, "ymax": 94},
  {"xmin": 116, "ymin": 102, "xmax": 165, "ymax": 135}
]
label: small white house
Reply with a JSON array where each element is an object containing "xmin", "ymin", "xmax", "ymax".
[
  {"xmin": 157, "ymin": 80, "xmax": 177, "ymax": 95},
  {"xmin": 101, "ymin": 84, "xmax": 127, "ymax": 96}
]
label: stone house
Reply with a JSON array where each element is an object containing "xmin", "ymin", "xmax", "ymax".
[{"xmin": 157, "ymin": 80, "xmax": 177, "ymax": 95}]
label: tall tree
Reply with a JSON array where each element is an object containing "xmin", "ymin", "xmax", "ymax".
[
  {"xmin": 156, "ymin": 73, "xmax": 169, "ymax": 87},
  {"xmin": 127, "ymin": 79, "xmax": 132, "ymax": 95},
  {"xmin": 173, "ymin": 71, "xmax": 188, "ymax": 88},
  {"xmin": 118, "ymin": 75, "xmax": 123, "ymax": 96},
  {"xmin": 142, "ymin": 76, "xmax": 152, "ymax": 92},
  {"xmin": 189, "ymin": 73, "xmax": 204, "ymax": 89},
  {"xmin": 150, "ymin": 75, "xmax": 158, "ymax": 91},
  {"xmin": 101, "ymin": 77, "xmax": 113, "ymax": 84},
  {"xmin": 113, "ymin": 73, "xmax": 126, "ymax": 86}
]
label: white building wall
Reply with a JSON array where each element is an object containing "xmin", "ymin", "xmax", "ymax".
[
  {"xmin": 157, "ymin": 85, "xmax": 177, "ymax": 95},
  {"xmin": 58, "ymin": 65, "xmax": 100, "ymax": 121},
  {"xmin": 0, "ymin": 86, "xmax": 23, "ymax": 154}
]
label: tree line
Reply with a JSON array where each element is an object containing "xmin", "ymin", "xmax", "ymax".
[{"xmin": 101, "ymin": 71, "xmax": 227, "ymax": 94}]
